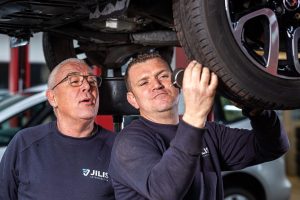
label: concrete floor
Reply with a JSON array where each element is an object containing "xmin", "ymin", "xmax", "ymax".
[{"xmin": 289, "ymin": 176, "xmax": 300, "ymax": 200}]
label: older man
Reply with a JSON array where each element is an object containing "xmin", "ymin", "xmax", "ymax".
[{"xmin": 0, "ymin": 58, "xmax": 115, "ymax": 200}]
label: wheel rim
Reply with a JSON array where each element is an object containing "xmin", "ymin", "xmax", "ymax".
[
  {"xmin": 224, "ymin": 194, "xmax": 249, "ymax": 200},
  {"xmin": 225, "ymin": 0, "xmax": 300, "ymax": 79}
]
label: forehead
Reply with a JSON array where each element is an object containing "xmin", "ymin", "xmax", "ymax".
[
  {"xmin": 129, "ymin": 58, "xmax": 170, "ymax": 76},
  {"xmin": 60, "ymin": 62, "xmax": 92, "ymax": 75}
]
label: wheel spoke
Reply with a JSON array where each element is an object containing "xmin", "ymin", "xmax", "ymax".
[
  {"xmin": 291, "ymin": 27, "xmax": 300, "ymax": 73},
  {"xmin": 232, "ymin": 8, "xmax": 279, "ymax": 76}
]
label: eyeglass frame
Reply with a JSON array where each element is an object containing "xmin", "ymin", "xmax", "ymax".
[{"xmin": 51, "ymin": 72, "xmax": 102, "ymax": 90}]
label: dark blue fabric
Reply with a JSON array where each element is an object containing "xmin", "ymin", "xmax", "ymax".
[
  {"xmin": 0, "ymin": 121, "xmax": 116, "ymax": 200},
  {"xmin": 109, "ymin": 110, "xmax": 289, "ymax": 200}
]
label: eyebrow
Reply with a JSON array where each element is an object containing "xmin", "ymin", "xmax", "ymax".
[
  {"xmin": 136, "ymin": 68, "xmax": 170, "ymax": 84},
  {"xmin": 155, "ymin": 69, "xmax": 171, "ymax": 77},
  {"xmin": 136, "ymin": 76, "xmax": 149, "ymax": 85},
  {"xmin": 67, "ymin": 71, "xmax": 95, "ymax": 76}
]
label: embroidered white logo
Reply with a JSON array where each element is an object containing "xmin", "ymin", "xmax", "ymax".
[
  {"xmin": 201, "ymin": 147, "xmax": 210, "ymax": 157},
  {"xmin": 82, "ymin": 169, "xmax": 90, "ymax": 176},
  {"xmin": 82, "ymin": 168, "xmax": 109, "ymax": 181}
]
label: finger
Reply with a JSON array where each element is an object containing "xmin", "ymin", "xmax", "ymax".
[
  {"xmin": 183, "ymin": 60, "xmax": 196, "ymax": 80},
  {"xmin": 200, "ymin": 67, "xmax": 210, "ymax": 87},
  {"xmin": 191, "ymin": 62, "xmax": 202, "ymax": 84},
  {"xmin": 208, "ymin": 72, "xmax": 218, "ymax": 90},
  {"xmin": 186, "ymin": 60, "xmax": 197, "ymax": 72},
  {"xmin": 183, "ymin": 60, "xmax": 198, "ymax": 86}
]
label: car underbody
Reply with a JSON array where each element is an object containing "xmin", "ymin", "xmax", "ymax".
[{"xmin": 1, "ymin": 0, "xmax": 300, "ymax": 109}]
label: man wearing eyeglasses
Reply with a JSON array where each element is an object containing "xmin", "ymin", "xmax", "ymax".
[{"xmin": 0, "ymin": 58, "xmax": 116, "ymax": 200}]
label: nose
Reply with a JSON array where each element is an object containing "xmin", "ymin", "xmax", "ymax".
[
  {"xmin": 81, "ymin": 77, "xmax": 91, "ymax": 91},
  {"xmin": 152, "ymin": 77, "xmax": 163, "ymax": 90}
]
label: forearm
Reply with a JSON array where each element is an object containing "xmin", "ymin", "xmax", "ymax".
[
  {"xmin": 145, "ymin": 148, "xmax": 199, "ymax": 199},
  {"xmin": 250, "ymin": 110, "xmax": 289, "ymax": 157},
  {"xmin": 148, "ymin": 121, "xmax": 204, "ymax": 199}
]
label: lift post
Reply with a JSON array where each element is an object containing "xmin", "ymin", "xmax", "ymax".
[{"xmin": 9, "ymin": 44, "xmax": 30, "ymax": 93}]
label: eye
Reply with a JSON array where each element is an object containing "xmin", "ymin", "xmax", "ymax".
[
  {"xmin": 69, "ymin": 75, "xmax": 81, "ymax": 85},
  {"xmin": 87, "ymin": 76, "xmax": 97, "ymax": 85},
  {"xmin": 159, "ymin": 73, "xmax": 170, "ymax": 79},
  {"xmin": 88, "ymin": 80, "xmax": 97, "ymax": 86},
  {"xmin": 139, "ymin": 81, "xmax": 148, "ymax": 86},
  {"xmin": 71, "ymin": 80, "xmax": 80, "ymax": 83}
]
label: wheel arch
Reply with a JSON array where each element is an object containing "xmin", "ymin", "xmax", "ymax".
[{"xmin": 223, "ymin": 172, "xmax": 266, "ymax": 199}]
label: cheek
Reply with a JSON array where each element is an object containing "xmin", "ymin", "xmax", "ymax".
[
  {"xmin": 167, "ymin": 84, "xmax": 179, "ymax": 96},
  {"xmin": 93, "ymin": 89, "xmax": 99, "ymax": 97},
  {"xmin": 58, "ymin": 91, "xmax": 77, "ymax": 105},
  {"xmin": 61, "ymin": 95, "xmax": 75, "ymax": 108},
  {"xmin": 173, "ymin": 88, "xmax": 180, "ymax": 96},
  {"xmin": 95, "ymin": 94, "xmax": 99, "ymax": 107},
  {"xmin": 132, "ymin": 90, "xmax": 148, "ymax": 105},
  {"xmin": 140, "ymin": 89, "xmax": 153, "ymax": 101},
  {"xmin": 93, "ymin": 90, "xmax": 99, "ymax": 102}
]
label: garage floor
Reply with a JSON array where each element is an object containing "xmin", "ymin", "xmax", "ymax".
[{"xmin": 289, "ymin": 176, "xmax": 300, "ymax": 200}]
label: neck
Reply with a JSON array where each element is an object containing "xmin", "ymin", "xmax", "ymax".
[
  {"xmin": 141, "ymin": 108, "xmax": 179, "ymax": 125},
  {"xmin": 56, "ymin": 118, "xmax": 95, "ymax": 138}
]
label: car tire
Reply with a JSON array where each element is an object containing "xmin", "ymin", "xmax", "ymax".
[
  {"xmin": 224, "ymin": 187, "xmax": 256, "ymax": 200},
  {"xmin": 173, "ymin": 0, "xmax": 300, "ymax": 109},
  {"xmin": 43, "ymin": 32, "xmax": 109, "ymax": 71},
  {"xmin": 43, "ymin": 33, "xmax": 77, "ymax": 71}
]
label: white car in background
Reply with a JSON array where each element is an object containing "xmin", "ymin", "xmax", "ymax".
[
  {"xmin": 214, "ymin": 96, "xmax": 291, "ymax": 200},
  {"xmin": 0, "ymin": 85, "xmax": 51, "ymax": 159},
  {"xmin": 0, "ymin": 89, "xmax": 291, "ymax": 200}
]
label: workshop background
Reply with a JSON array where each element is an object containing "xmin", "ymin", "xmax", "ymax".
[{"xmin": 0, "ymin": 33, "xmax": 299, "ymax": 200}]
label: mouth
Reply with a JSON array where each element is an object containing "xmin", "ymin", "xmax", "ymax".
[
  {"xmin": 79, "ymin": 98, "xmax": 94, "ymax": 105},
  {"xmin": 153, "ymin": 92, "xmax": 168, "ymax": 99}
]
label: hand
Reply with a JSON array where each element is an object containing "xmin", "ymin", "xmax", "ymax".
[{"xmin": 182, "ymin": 61, "xmax": 218, "ymax": 128}]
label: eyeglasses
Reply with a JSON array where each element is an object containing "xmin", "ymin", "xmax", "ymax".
[{"xmin": 51, "ymin": 73, "xmax": 102, "ymax": 90}]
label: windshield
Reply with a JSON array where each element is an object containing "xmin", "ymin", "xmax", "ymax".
[
  {"xmin": 0, "ymin": 92, "xmax": 54, "ymax": 147},
  {"xmin": 0, "ymin": 95, "xmax": 27, "ymax": 110}
]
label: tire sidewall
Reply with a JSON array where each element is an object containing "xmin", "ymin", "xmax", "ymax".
[
  {"xmin": 224, "ymin": 187, "xmax": 257, "ymax": 200},
  {"xmin": 180, "ymin": 0, "xmax": 300, "ymax": 108}
]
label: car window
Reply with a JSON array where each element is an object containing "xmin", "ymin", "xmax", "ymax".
[
  {"xmin": 0, "ymin": 101, "xmax": 54, "ymax": 147},
  {"xmin": 217, "ymin": 96, "xmax": 246, "ymax": 124},
  {"xmin": 0, "ymin": 89, "xmax": 10, "ymax": 102},
  {"xmin": 0, "ymin": 95, "xmax": 26, "ymax": 110}
]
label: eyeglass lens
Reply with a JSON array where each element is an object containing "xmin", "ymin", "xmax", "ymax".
[{"xmin": 69, "ymin": 75, "xmax": 100, "ymax": 87}]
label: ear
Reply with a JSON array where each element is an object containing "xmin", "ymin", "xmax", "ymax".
[
  {"xmin": 127, "ymin": 92, "xmax": 139, "ymax": 109},
  {"xmin": 46, "ymin": 89, "xmax": 58, "ymax": 108}
]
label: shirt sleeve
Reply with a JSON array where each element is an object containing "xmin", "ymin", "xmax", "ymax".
[
  {"xmin": 213, "ymin": 110, "xmax": 289, "ymax": 170},
  {"xmin": 109, "ymin": 120, "xmax": 205, "ymax": 200},
  {"xmin": 0, "ymin": 135, "xmax": 20, "ymax": 200}
]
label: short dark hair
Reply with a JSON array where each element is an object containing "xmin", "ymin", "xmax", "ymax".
[{"xmin": 124, "ymin": 52, "xmax": 171, "ymax": 91}]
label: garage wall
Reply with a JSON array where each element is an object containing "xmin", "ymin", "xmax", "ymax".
[
  {"xmin": 283, "ymin": 110, "xmax": 300, "ymax": 176},
  {"xmin": 0, "ymin": 33, "xmax": 46, "ymax": 63},
  {"xmin": 0, "ymin": 33, "xmax": 49, "ymax": 89}
]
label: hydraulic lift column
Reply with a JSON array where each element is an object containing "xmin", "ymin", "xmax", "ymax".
[
  {"xmin": 9, "ymin": 44, "xmax": 30, "ymax": 93},
  {"xmin": 8, "ymin": 44, "xmax": 30, "ymax": 128}
]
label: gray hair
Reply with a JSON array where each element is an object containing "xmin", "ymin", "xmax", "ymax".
[{"xmin": 47, "ymin": 58, "xmax": 89, "ymax": 89}]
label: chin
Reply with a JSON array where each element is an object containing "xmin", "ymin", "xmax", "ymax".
[
  {"xmin": 78, "ymin": 112, "xmax": 97, "ymax": 120},
  {"xmin": 155, "ymin": 101, "xmax": 178, "ymax": 112},
  {"xmin": 156, "ymin": 104, "xmax": 173, "ymax": 112}
]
